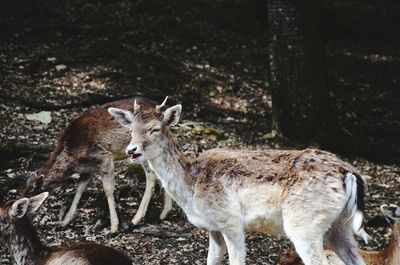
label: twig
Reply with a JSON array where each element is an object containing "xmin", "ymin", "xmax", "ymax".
[{"xmin": 131, "ymin": 227, "xmax": 191, "ymax": 239}]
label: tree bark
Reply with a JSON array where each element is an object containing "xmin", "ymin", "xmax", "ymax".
[{"xmin": 267, "ymin": 0, "xmax": 344, "ymax": 147}]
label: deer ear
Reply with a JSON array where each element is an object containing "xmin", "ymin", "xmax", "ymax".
[
  {"xmin": 381, "ymin": 204, "xmax": 400, "ymax": 221},
  {"xmin": 163, "ymin": 105, "xmax": 182, "ymax": 127},
  {"xmin": 108, "ymin": 108, "xmax": 133, "ymax": 128},
  {"xmin": 26, "ymin": 192, "xmax": 49, "ymax": 216},
  {"xmin": 10, "ymin": 198, "xmax": 30, "ymax": 218}
]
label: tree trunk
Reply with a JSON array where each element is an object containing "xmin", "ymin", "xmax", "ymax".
[{"xmin": 267, "ymin": 0, "xmax": 344, "ymax": 147}]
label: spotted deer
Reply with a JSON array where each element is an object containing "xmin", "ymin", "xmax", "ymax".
[
  {"xmin": 19, "ymin": 97, "xmax": 172, "ymax": 233},
  {"xmin": 108, "ymin": 97, "xmax": 370, "ymax": 265},
  {"xmin": 0, "ymin": 192, "xmax": 132, "ymax": 265},
  {"xmin": 276, "ymin": 204, "xmax": 400, "ymax": 265}
]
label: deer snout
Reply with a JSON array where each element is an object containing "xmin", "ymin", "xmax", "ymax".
[
  {"xmin": 126, "ymin": 144, "xmax": 143, "ymax": 162},
  {"xmin": 126, "ymin": 146, "xmax": 138, "ymax": 155}
]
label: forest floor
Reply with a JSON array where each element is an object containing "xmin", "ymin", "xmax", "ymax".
[{"xmin": 0, "ymin": 0, "xmax": 399, "ymax": 264}]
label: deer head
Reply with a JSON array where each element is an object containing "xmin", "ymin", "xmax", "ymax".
[
  {"xmin": 0, "ymin": 192, "xmax": 48, "ymax": 241},
  {"xmin": 108, "ymin": 96, "xmax": 181, "ymax": 162},
  {"xmin": 381, "ymin": 204, "xmax": 400, "ymax": 221}
]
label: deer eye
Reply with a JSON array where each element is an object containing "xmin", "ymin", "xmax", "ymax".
[{"xmin": 150, "ymin": 128, "xmax": 161, "ymax": 135}]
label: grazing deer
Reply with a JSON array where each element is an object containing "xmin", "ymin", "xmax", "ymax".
[
  {"xmin": 0, "ymin": 192, "xmax": 132, "ymax": 265},
  {"xmin": 276, "ymin": 204, "xmax": 400, "ymax": 265},
  {"xmin": 18, "ymin": 97, "xmax": 172, "ymax": 233},
  {"xmin": 108, "ymin": 97, "xmax": 370, "ymax": 265}
]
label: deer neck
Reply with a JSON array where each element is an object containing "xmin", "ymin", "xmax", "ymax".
[
  {"xmin": 147, "ymin": 133, "xmax": 194, "ymax": 208},
  {"xmin": 40, "ymin": 148, "xmax": 75, "ymax": 189},
  {"xmin": 8, "ymin": 218, "xmax": 49, "ymax": 265}
]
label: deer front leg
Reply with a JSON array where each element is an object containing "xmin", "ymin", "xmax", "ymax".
[
  {"xmin": 207, "ymin": 231, "xmax": 227, "ymax": 265},
  {"xmin": 159, "ymin": 191, "xmax": 172, "ymax": 220},
  {"xmin": 61, "ymin": 174, "xmax": 91, "ymax": 227},
  {"xmin": 101, "ymin": 157, "xmax": 119, "ymax": 233},
  {"xmin": 131, "ymin": 172, "xmax": 157, "ymax": 225},
  {"xmin": 139, "ymin": 160, "xmax": 172, "ymax": 222},
  {"xmin": 222, "ymin": 229, "xmax": 246, "ymax": 265}
]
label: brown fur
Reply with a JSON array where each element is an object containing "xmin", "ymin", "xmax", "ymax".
[
  {"xmin": 18, "ymin": 97, "xmax": 172, "ymax": 232},
  {"xmin": 46, "ymin": 243, "xmax": 132, "ymax": 265},
  {"xmin": 0, "ymin": 198, "xmax": 132, "ymax": 265},
  {"xmin": 20, "ymin": 98, "xmax": 153, "ymax": 194},
  {"xmin": 187, "ymin": 148, "xmax": 358, "ymax": 192}
]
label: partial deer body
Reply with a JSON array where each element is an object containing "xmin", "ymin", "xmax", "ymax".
[
  {"xmin": 276, "ymin": 204, "xmax": 400, "ymax": 265},
  {"xmin": 19, "ymin": 97, "xmax": 172, "ymax": 233},
  {"xmin": 0, "ymin": 192, "xmax": 132, "ymax": 265},
  {"xmin": 109, "ymin": 98, "xmax": 369, "ymax": 265}
]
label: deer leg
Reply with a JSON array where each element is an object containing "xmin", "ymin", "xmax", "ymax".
[
  {"xmin": 159, "ymin": 191, "xmax": 172, "ymax": 220},
  {"xmin": 139, "ymin": 160, "xmax": 172, "ymax": 221},
  {"xmin": 327, "ymin": 220, "xmax": 366, "ymax": 265},
  {"xmin": 287, "ymin": 235, "xmax": 328, "ymax": 265},
  {"xmin": 221, "ymin": 229, "xmax": 246, "ymax": 265},
  {"xmin": 131, "ymin": 172, "xmax": 157, "ymax": 225},
  {"xmin": 61, "ymin": 174, "xmax": 91, "ymax": 227},
  {"xmin": 101, "ymin": 157, "xmax": 119, "ymax": 233},
  {"xmin": 283, "ymin": 215, "xmax": 331, "ymax": 265},
  {"xmin": 207, "ymin": 231, "xmax": 227, "ymax": 265}
]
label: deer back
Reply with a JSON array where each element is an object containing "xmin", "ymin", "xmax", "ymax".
[{"xmin": 45, "ymin": 243, "xmax": 132, "ymax": 265}]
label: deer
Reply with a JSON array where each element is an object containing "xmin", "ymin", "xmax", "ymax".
[
  {"xmin": 108, "ymin": 97, "xmax": 370, "ymax": 265},
  {"xmin": 18, "ymin": 97, "xmax": 172, "ymax": 233},
  {"xmin": 0, "ymin": 191, "xmax": 132, "ymax": 265},
  {"xmin": 276, "ymin": 204, "xmax": 400, "ymax": 265}
]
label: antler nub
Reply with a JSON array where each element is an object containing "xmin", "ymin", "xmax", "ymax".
[
  {"xmin": 133, "ymin": 99, "xmax": 141, "ymax": 115},
  {"xmin": 155, "ymin": 96, "xmax": 168, "ymax": 113}
]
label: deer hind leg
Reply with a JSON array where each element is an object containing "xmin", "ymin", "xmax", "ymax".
[
  {"xmin": 207, "ymin": 231, "xmax": 227, "ymax": 265},
  {"xmin": 327, "ymin": 219, "xmax": 366, "ymax": 265},
  {"xmin": 60, "ymin": 174, "xmax": 91, "ymax": 227},
  {"xmin": 283, "ymin": 222, "xmax": 329, "ymax": 265},
  {"xmin": 282, "ymin": 196, "xmax": 345, "ymax": 264},
  {"xmin": 100, "ymin": 156, "xmax": 119, "ymax": 233},
  {"xmin": 131, "ymin": 170, "xmax": 157, "ymax": 225}
]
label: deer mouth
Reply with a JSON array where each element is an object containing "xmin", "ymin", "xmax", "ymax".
[{"xmin": 130, "ymin": 153, "xmax": 142, "ymax": 161}]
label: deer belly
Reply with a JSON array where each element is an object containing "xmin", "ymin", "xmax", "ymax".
[
  {"xmin": 237, "ymin": 185, "xmax": 285, "ymax": 235},
  {"xmin": 245, "ymin": 207, "xmax": 284, "ymax": 235},
  {"xmin": 187, "ymin": 212, "xmax": 218, "ymax": 230}
]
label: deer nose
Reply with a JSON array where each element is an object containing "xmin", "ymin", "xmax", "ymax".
[{"xmin": 126, "ymin": 146, "xmax": 137, "ymax": 155}]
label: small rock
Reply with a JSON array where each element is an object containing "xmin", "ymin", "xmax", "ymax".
[
  {"xmin": 263, "ymin": 130, "xmax": 278, "ymax": 140},
  {"xmin": 25, "ymin": 111, "xmax": 52, "ymax": 124},
  {"xmin": 55, "ymin": 64, "xmax": 67, "ymax": 71},
  {"xmin": 47, "ymin": 57, "xmax": 57, "ymax": 63},
  {"xmin": 6, "ymin": 172, "xmax": 16, "ymax": 178}
]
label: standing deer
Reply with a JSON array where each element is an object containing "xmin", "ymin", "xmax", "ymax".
[
  {"xmin": 276, "ymin": 204, "xmax": 400, "ymax": 265},
  {"xmin": 18, "ymin": 97, "xmax": 172, "ymax": 233},
  {"xmin": 108, "ymin": 98, "xmax": 370, "ymax": 265},
  {"xmin": 0, "ymin": 191, "xmax": 132, "ymax": 265}
]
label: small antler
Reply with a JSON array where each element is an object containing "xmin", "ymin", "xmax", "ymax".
[
  {"xmin": 133, "ymin": 99, "xmax": 141, "ymax": 115},
  {"xmin": 155, "ymin": 96, "xmax": 168, "ymax": 113}
]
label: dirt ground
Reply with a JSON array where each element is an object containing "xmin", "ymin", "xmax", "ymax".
[{"xmin": 0, "ymin": 0, "xmax": 399, "ymax": 264}]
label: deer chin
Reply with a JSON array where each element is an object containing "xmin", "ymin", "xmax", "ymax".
[{"xmin": 129, "ymin": 153, "xmax": 143, "ymax": 162}]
